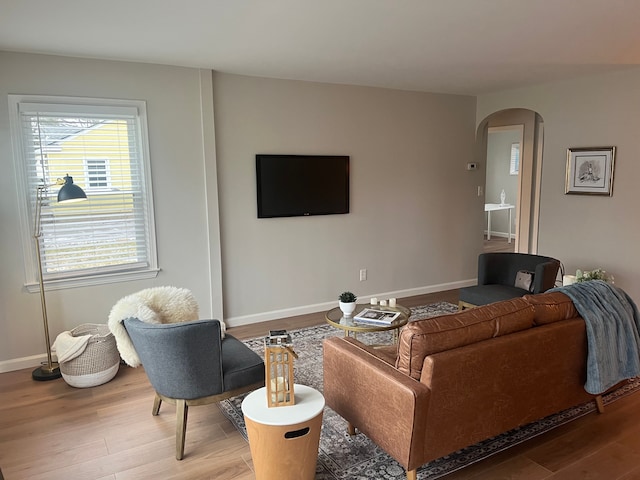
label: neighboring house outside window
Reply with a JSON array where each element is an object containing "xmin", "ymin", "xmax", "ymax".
[{"xmin": 9, "ymin": 95, "xmax": 159, "ymax": 290}]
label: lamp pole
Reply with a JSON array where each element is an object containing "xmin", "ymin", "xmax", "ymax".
[
  {"xmin": 32, "ymin": 185, "xmax": 60, "ymax": 380},
  {"xmin": 32, "ymin": 176, "xmax": 86, "ymax": 381}
]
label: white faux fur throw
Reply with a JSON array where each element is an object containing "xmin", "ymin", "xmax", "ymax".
[{"xmin": 107, "ymin": 286, "xmax": 226, "ymax": 367}]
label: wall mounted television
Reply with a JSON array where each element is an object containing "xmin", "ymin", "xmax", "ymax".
[{"xmin": 256, "ymin": 154, "xmax": 350, "ymax": 218}]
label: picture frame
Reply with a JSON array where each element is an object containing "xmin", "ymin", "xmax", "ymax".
[{"xmin": 565, "ymin": 147, "xmax": 616, "ymax": 196}]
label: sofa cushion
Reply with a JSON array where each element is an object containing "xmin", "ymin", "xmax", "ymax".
[
  {"xmin": 523, "ymin": 291, "xmax": 578, "ymax": 325},
  {"xmin": 458, "ymin": 284, "xmax": 531, "ymax": 306},
  {"xmin": 396, "ymin": 298, "xmax": 535, "ymax": 379}
]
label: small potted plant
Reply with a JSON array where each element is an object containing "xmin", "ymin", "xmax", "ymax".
[{"xmin": 338, "ymin": 291, "xmax": 357, "ymax": 318}]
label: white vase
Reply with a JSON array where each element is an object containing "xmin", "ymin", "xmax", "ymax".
[
  {"xmin": 500, "ymin": 189, "xmax": 506, "ymax": 205},
  {"xmin": 339, "ymin": 301, "xmax": 356, "ymax": 318}
]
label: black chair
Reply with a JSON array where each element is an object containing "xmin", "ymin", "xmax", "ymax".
[
  {"xmin": 124, "ymin": 318, "xmax": 264, "ymax": 460},
  {"xmin": 458, "ymin": 253, "xmax": 561, "ymax": 309}
]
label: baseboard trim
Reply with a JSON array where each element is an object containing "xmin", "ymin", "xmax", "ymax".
[
  {"xmin": 484, "ymin": 230, "xmax": 514, "ymax": 240},
  {"xmin": 225, "ymin": 279, "xmax": 476, "ymax": 327},
  {"xmin": 0, "ymin": 354, "xmax": 47, "ymax": 374}
]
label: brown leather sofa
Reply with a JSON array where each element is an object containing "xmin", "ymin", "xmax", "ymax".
[{"xmin": 323, "ymin": 292, "xmax": 603, "ymax": 480}]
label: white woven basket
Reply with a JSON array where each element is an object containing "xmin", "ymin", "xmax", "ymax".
[{"xmin": 60, "ymin": 324, "xmax": 120, "ymax": 388}]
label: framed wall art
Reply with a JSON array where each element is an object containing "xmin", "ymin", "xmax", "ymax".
[{"xmin": 565, "ymin": 146, "xmax": 616, "ymax": 196}]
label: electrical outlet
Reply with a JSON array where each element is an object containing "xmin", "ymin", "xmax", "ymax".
[
  {"xmin": 477, "ymin": 185, "xmax": 483, "ymax": 196},
  {"xmin": 359, "ymin": 268, "xmax": 367, "ymax": 281}
]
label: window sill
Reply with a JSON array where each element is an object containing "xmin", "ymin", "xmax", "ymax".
[{"xmin": 25, "ymin": 268, "xmax": 161, "ymax": 293}]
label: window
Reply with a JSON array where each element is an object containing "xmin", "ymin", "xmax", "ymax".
[
  {"xmin": 510, "ymin": 142, "xmax": 520, "ymax": 175},
  {"xmin": 86, "ymin": 159, "xmax": 110, "ymax": 189},
  {"xmin": 9, "ymin": 95, "xmax": 158, "ymax": 290}
]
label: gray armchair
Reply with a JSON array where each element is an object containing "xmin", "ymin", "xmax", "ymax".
[
  {"xmin": 458, "ymin": 253, "xmax": 561, "ymax": 309},
  {"xmin": 123, "ymin": 318, "xmax": 264, "ymax": 459}
]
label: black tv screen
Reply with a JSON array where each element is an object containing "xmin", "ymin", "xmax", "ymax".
[{"xmin": 256, "ymin": 154, "xmax": 350, "ymax": 218}]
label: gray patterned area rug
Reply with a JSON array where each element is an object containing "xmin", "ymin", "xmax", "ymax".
[{"xmin": 219, "ymin": 302, "xmax": 640, "ymax": 479}]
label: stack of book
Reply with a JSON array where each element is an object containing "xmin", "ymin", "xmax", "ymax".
[{"xmin": 353, "ymin": 308, "xmax": 401, "ymax": 325}]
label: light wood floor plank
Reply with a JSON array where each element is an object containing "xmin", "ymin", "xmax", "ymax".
[
  {"xmin": 467, "ymin": 455, "xmax": 552, "ymax": 480},
  {"xmin": 545, "ymin": 442, "xmax": 640, "ymax": 480}
]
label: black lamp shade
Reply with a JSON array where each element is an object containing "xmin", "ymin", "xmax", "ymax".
[{"xmin": 57, "ymin": 175, "xmax": 87, "ymax": 203}]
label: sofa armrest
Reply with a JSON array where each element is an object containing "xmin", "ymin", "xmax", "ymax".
[
  {"xmin": 323, "ymin": 336, "xmax": 431, "ymax": 471},
  {"xmin": 533, "ymin": 260, "xmax": 560, "ymax": 293}
]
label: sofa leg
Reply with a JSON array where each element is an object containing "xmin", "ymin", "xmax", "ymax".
[
  {"xmin": 406, "ymin": 468, "xmax": 417, "ymax": 480},
  {"xmin": 347, "ymin": 422, "xmax": 357, "ymax": 436},
  {"xmin": 595, "ymin": 395, "xmax": 605, "ymax": 413}
]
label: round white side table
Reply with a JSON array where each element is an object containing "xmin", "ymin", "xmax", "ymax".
[{"xmin": 241, "ymin": 384, "xmax": 325, "ymax": 480}]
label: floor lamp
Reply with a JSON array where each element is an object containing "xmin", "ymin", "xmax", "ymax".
[{"xmin": 32, "ymin": 175, "xmax": 87, "ymax": 381}]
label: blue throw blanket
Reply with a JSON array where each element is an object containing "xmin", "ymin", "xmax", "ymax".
[{"xmin": 551, "ymin": 281, "xmax": 640, "ymax": 394}]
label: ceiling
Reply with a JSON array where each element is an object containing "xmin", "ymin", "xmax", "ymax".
[{"xmin": 2, "ymin": 0, "xmax": 640, "ymax": 95}]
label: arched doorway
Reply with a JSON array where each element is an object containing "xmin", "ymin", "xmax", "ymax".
[{"xmin": 477, "ymin": 109, "xmax": 544, "ymax": 254}]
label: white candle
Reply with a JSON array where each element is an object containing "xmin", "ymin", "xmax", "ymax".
[
  {"xmin": 379, "ymin": 299, "xmax": 387, "ymax": 306},
  {"xmin": 389, "ymin": 298, "xmax": 397, "ymax": 307},
  {"xmin": 563, "ymin": 274, "xmax": 577, "ymax": 286},
  {"xmin": 269, "ymin": 376, "xmax": 288, "ymax": 402},
  {"xmin": 370, "ymin": 297, "xmax": 378, "ymax": 305}
]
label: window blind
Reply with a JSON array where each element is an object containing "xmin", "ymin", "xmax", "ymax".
[{"xmin": 14, "ymin": 98, "xmax": 157, "ymax": 283}]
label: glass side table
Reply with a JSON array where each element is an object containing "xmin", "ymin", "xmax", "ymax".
[{"xmin": 325, "ymin": 303, "xmax": 411, "ymax": 343}]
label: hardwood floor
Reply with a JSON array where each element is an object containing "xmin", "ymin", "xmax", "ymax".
[
  {"xmin": 483, "ymin": 236, "xmax": 516, "ymax": 253},
  {"xmin": 2, "ymin": 289, "xmax": 640, "ymax": 480}
]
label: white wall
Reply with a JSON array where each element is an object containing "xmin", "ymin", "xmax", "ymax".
[
  {"xmin": 477, "ymin": 67, "xmax": 640, "ymax": 301},
  {"xmin": 212, "ymin": 73, "xmax": 481, "ymax": 324},
  {"xmin": 0, "ymin": 52, "xmax": 221, "ymax": 370}
]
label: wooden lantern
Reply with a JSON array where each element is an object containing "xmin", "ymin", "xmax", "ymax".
[{"xmin": 264, "ymin": 330, "xmax": 298, "ymax": 407}]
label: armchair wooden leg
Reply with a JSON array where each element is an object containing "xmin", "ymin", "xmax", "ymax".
[
  {"xmin": 595, "ymin": 395, "xmax": 605, "ymax": 413},
  {"xmin": 347, "ymin": 422, "xmax": 356, "ymax": 436},
  {"xmin": 458, "ymin": 301, "xmax": 476, "ymax": 310},
  {"xmin": 176, "ymin": 400, "xmax": 188, "ymax": 460},
  {"xmin": 152, "ymin": 393, "xmax": 162, "ymax": 416},
  {"xmin": 406, "ymin": 468, "xmax": 417, "ymax": 480}
]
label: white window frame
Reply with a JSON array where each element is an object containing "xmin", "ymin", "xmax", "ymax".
[{"xmin": 9, "ymin": 94, "xmax": 159, "ymax": 291}]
